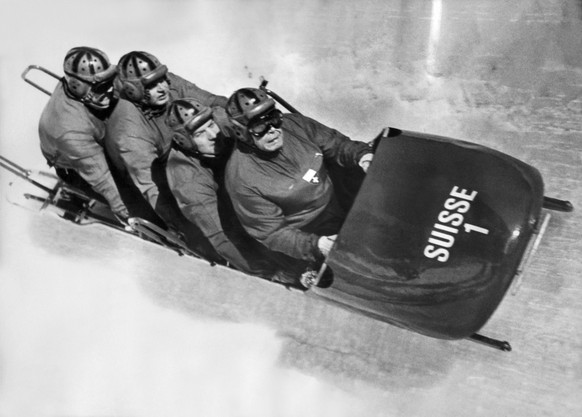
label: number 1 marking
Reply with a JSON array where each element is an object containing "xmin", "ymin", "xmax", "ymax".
[{"xmin": 463, "ymin": 223, "xmax": 489, "ymax": 235}]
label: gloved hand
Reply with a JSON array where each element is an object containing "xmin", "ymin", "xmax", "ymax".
[
  {"xmin": 112, "ymin": 205, "xmax": 130, "ymax": 227},
  {"xmin": 358, "ymin": 153, "xmax": 374, "ymax": 173},
  {"xmin": 317, "ymin": 234, "xmax": 337, "ymax": 258}
]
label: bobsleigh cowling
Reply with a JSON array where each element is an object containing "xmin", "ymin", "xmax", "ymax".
[{"xmin": 312, "ymin": 128, "xmax": 549, "ymax": 340}]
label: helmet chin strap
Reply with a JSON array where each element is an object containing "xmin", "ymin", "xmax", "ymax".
[
  {"xmin": 198, "ymin": 152, "xmax": 217, "ymax": 158},
  {"xmin": 143, "ymin": 89, "xmax": 152, "ymax": 105},
  {"xmin": 177, "ymin": 139, "xmax": 220, "ymax": 159},
  {"xmin": 82, "ymin": 93, "xmax": 110, "ymax": 110},
  {"xmin": 184, "ymin": 141, "xmax": 218, "ymax": 158},
  {"xmin": 141, "ymin": 100, "xmax": 168, "ymax": 118}
]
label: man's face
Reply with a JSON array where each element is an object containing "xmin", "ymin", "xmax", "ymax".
[
  {"xmin": 190, "ymin": 119, "xmax": 223, "ymax": 157},
  {"xmin": 248, "ymin": 109, "xmax": 284, "ymax": 152},
  {"xmin": 252, "ymin": 126, "xmax": 284, "ymax": 152},
  {"xmin": 145, "ymin": 77, "xmax": 170, "ymax": 106}
]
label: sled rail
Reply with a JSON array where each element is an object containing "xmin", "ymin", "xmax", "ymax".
[
  {"xmin": 21, "ymin": 65, "xmax": 60, "ymax": 96},
  {"xmin": 510, "ymin": 212, "xmax": 551, "ymax": 295},
  {"xmin": 0, "ymin": 154, "xmax": 53, "ymax": 194},
  {"xmin": 468, "ymin": 333, "xmax": 512, "ymax": 351},
  {"xmin": 127, "ymin": 217, "xmax": 208, "ymax": 260}
]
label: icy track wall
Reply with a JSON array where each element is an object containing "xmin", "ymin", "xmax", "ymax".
[{"xmin": 1, "ymin": 0, "xmax": 581, "ymax": 169}]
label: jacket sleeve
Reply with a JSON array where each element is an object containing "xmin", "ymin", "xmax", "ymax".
[
  {"xmin": 116, "ymin": 135, "xmax": 161, "ymax": 208},
  {"xmin": 228, "ymin": 182, "xmax": 322, "ymax": 263},
  {"xmin": 170, "ymin": 73, "xmax": 228, "ymax": 108},
  {"xmin": 56, "ymin": 133, "xmax": 126, "ymax": 213},
  {"xmin": 298, "ymin": 114, "xmax": 372, "ymax": 168},
  {"xmin": 167, "ymin": 158, "xmax": 263, "ymax": 273}
]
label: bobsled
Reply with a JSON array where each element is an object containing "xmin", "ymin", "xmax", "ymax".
[
  {"xmin": 262, "ymin": 80, "xmax": 573, "ymax": 351},
  {"xmin": 310, "ymin": 128, "xmax": 572, "ymax": 350},
  {"xmin": 13, "ymin": 68, "xmax": 573, "ymax": 351}
]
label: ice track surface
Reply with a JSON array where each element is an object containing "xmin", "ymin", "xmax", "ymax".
[{"xmin": 1, "ymin": 1, "xmax": 581, "ymax": 416}]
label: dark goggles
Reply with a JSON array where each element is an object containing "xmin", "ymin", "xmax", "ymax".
[
  {"xmin": 248, "ymin": 109, "xmax": 283, "ymax": 137},
  {"xmin": 90, "ymin": 78, "xmax": 115, "ymax": 95}
]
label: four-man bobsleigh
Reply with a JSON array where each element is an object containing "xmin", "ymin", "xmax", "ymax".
[{"xmin": 8, "ymin": 69, "xmax": 574, "ymax": 351}]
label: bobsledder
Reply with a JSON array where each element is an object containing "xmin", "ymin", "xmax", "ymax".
[
  {"xmin": 13, "ymin": 64, "xmax": 210, "ymax": 260},
  {"xmin": 9, "ymin": 65, "xmax": 574, "ymax": 352}
]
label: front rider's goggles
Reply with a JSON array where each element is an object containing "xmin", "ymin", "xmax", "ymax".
[
  {"xmin": 90, "ymin": 78, "xmax": 115, "ymax": 95},
  {"xmin": 248, "ymin": 109, "xmax": 283, "ymax": 137}
]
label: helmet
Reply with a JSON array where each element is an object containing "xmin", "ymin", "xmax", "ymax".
[
  {"xmin": 116, "ymin": 51, "xmax": 168, "ymax": 103},
  {"xmin": 166, "ymin": 98, "xmax": 213, "ymax": 147},
  {"xmin": 226, "ymin": 88, "xmax": 277, "ymax": 144},
  {"xmin": 63, "ymin": 46, "xmax": 117, "ymax": 107},
  {"xmin": 226, "ymin": 88, "xmax": 276, "ymax": 126}
]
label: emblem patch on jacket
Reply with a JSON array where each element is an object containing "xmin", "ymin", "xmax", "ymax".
[{"xmin": 302, "ymin": 168, "xmax": 320, "ymax": 184}]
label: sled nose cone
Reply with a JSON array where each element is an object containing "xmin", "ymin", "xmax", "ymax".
[{"xmin": 312, "ymin": 131, "xmax": 544, "ymax": 340}]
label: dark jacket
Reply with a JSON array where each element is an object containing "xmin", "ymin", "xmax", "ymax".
[
  {"xmin": 38, "ymin": 82, "xmax": 126, "ymax": 214},
  {"xmin": 225, "ymin": 113, "xmax": 372, "ymax": 262},
  {"xmin": 105, "ymin": 72, "xmax": 227, "ymax": 226},
  {"xmin": 166, "ymin": 145, "xmax": 273, "ymax": 276}
]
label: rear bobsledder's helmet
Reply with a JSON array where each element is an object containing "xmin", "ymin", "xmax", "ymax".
[
  {"xmin": 166, "ymin": 98, "xmax": 213, "ymax": 148},
  {"xmin": 116, "ymin": 51, "xmax": 168, "ymax": 104},
  {"xmin": 226, "ymin": 87, "xmax": 276, "ymax": 144},
  {"xmin": 63, "ymin": 46, "xmax": 117, "ymax": 108}
]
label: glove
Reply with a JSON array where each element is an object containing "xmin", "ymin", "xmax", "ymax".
[
  {"xmin": 358, "ymin": 153, "xmax": 374, "ymax": 173},
  {"xmin": 112, "ymin": 205, "xmax": 130, "ymax": 227},
  {"xmin": 317, "ymin": 234, "xmax": 337, "ymax": 258}
]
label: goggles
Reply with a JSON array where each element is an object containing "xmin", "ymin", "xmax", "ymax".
[
  {"xmin": 90, "ymin": 78, "xmax": 115, "ymax": 95},
  {"xmin": 248, "ymin": 109, "xmax": 283, "ymax": 137},
  {"xmin": 66, "ymin": 68, "xmax": 116, "ymax": 95}
]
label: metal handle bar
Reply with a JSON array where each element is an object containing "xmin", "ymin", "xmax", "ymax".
[
  {"xmin": 259, "ymin": 77, "xmax": 302, "ymax": 115},
  {"xmin": 21, "ymin": 65, "xmax": 61, "ymax": 96},
  {"xmin": 0, "ymin": 154, "xmax": 31, "ymax": 177}
]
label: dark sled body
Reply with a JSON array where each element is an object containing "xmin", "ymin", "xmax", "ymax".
[{"xmin": 312, "ymin": 129, "xmax": 545, "ymax": 340}]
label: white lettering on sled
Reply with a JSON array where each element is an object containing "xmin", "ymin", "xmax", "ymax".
[{"xmin": 423, "ymin": 186, "xmax": 489, "ymax": 263}]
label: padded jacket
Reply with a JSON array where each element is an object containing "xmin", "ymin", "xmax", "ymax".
[
  {"xmin": 166, "ymin": 144, "xmax": 274, "ymax": 276},
  {"xmin": 225, "ymin": 113, "xmax": 372, "ymax": 262},
  {"xmin": 105, "ymin": 72, "xmax": 227, "ymax": 226},
  {"xmin": 38, "ymin": 82, "xmax": 126, "ymax": 214}
]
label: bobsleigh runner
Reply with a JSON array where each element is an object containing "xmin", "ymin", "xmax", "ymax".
[{"xmin": 2, "ymin": 66, "xmax": 573, "ymax": 352}]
